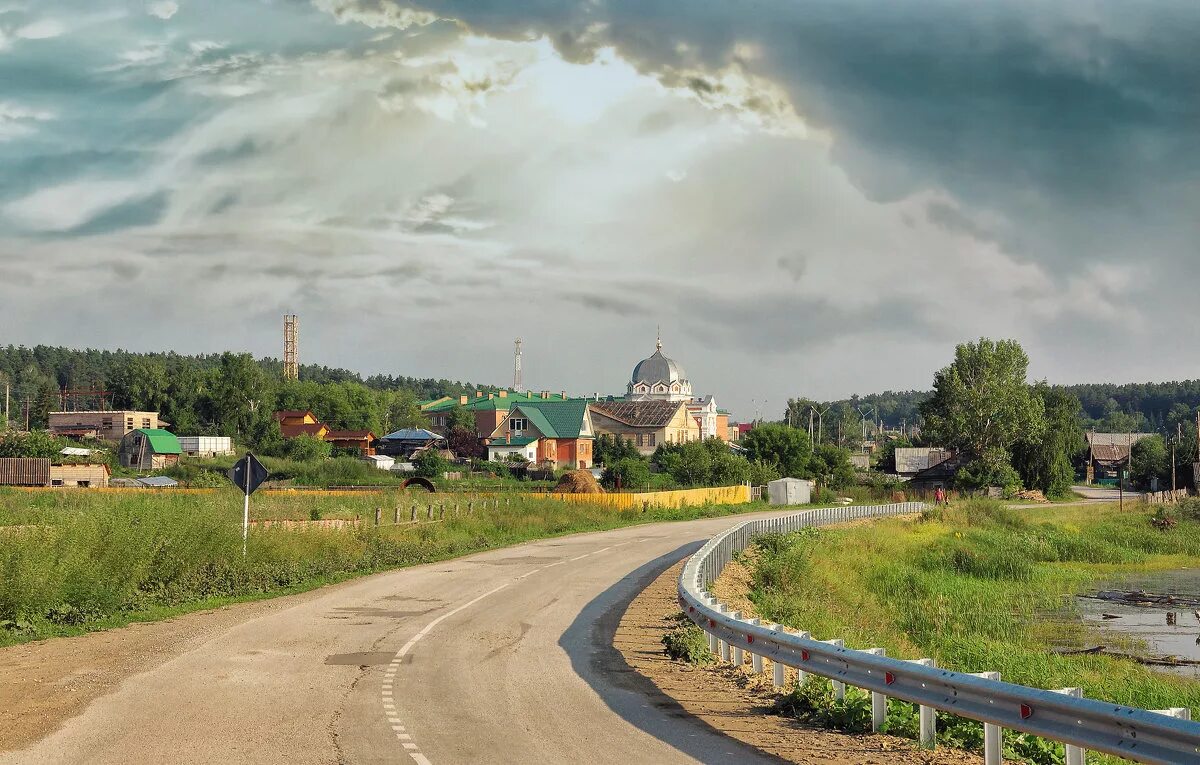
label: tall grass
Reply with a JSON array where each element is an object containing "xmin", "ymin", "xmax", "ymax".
[
  {"xmin": 748, "ymin": 499, "xmax": 1200, "ymax": 717},
  {"xmin": 0, "ymin": 487, "xmax": 760, "ymax": 646}
]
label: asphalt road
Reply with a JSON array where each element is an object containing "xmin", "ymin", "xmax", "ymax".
[{"xmin": 4, "ymin": 513, "xmax": 788, "ymax": 765}]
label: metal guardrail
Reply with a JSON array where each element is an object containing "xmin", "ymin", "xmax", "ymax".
[{"xmin": 678, "ymin": 503, "xmax": 1200, "ymax": 764}]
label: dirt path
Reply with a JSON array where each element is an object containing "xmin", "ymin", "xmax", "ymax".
[
  {"xmin": 0, "ymin": 588, "xmax": 339, "ymax": 753},
  {"xmin": 614, "ymin": 560, "xmax": 978, "ymax": 765}
]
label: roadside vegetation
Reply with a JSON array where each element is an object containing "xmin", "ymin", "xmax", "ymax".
[
  {"xmin": 742, "ymin": 499, "xmax": 1200, "ymax": 762},
  {"xmin": 0, "ymin": 487, "xmax": 764, "ymax": 648}
]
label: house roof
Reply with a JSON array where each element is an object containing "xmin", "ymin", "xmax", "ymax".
[
  {"xmin": 325, "ymin": 430, "xmax": 375, "ymax": 441},
  {"xmin": 280, "ymin": 422, "xmax": 328, "ymax": 439},
  {"xmin": 631, "ymin": 348, "xmax": 688, "ymax": 385},
  {"xmin": 511, "ymin": 400, "xmax": 591, "ymax": 439},
  {"xmin": 1086, "ymin": 432, "xmax": 1154, "ymax": 447},
  {"xmin": 273, "ymin": 410, "xmax": 315, "ymax": 422},
  {"xmin": 589, "ymin": 400, "xmax": 683, "ymax": 428},
  {"xmin": 137, "ymin": 476, "xmax": 179, "ymax": 488},
  {"xmin": 0, "ymin": 457, "xmax": 51, "ymax": 486},
  {"xmin": 380, "ymin": 428, "xmax": 444, "ymax": 442},
  {"xmin": 1091, "ymin": 444, "xmax": 1132, "ymax": 464},
  {"xmin": 895, "ymin": 447, "xmax": 952, "ymax": 474},
  {"xmin": 133, "ymin": 428, "xmax": 182, "ymax": 454}
]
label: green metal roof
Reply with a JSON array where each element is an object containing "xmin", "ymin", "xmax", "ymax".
[
  {"xmin": 511, "ymin": 400, "xmax": 591, "ymax": 439},
  {"xmin": 135, "ymin": 429, "xmax": 181, "ymax": 454}
]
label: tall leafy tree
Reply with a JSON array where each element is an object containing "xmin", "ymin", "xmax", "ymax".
[
  {"xmin": 741, "ymin": 423, "xmax": 813, "ymax": 478},
  {"xmin": 1011, "ymin": 386, "xmax": 1085, "ymax": 497}
]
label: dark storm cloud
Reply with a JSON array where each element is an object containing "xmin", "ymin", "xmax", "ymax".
[{"xmin": 350, "ymin": 0, "xmax": 1200, "ymax": 271}]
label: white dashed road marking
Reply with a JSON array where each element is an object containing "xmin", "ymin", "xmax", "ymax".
[{"xmin": 380, "ymin": 538, "xmax": 640, "ymax": 763}]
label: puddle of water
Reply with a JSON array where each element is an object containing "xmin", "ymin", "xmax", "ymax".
[
  {"xmin": 324, "ymin": 652, "xmax": 394, "ymax": 666},
  {"xmin": 1077, "ymin": 569, "xmax": 1200, "ymax": 678}
]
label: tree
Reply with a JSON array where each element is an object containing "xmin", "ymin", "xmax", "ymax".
[
  {"xmin": 1011, "ymin": 386, "xmax": 1085, "ymax": 498},
  {"xmin": 1131, "ymin": 435, "xmax": 1170, "ymax": 490},
  {"xmin": 874, "ymin": 435, "xmax": 912, "ymax": 473},
  {"xmin": 741, "ymin": 423, "xmax": 813, "ymax": 478},
  {"xmin": 808, "ymin": 444, "xmax": 856, "ymax": 490},
  {"xmin": 655, "ymin": 441, "xmax": 713, "ymax": 486},
  {"xmin": 593, "ymin": 433, "xmax": 640, "ymax": 466},
  {"xmin": 445, "ymin": 407, "xmax": 476, "ymax": 434},
  {"xmin": 446, "ymin": 426, "xmax": 484, "ymax": 460},
  {"xmin": 920, "ymin": 339, "xmax": 1045, "ymax": 490},
  {"xmin": 383, "ymin": 390, "xmax": 428, "ymax": 432},
  {"xmin": 602, "ymin": 456, "xmax": 651, "ymax": 490},
  {"xmin": 413, "ymin": 449, "xmax": 449, "ymax": 479}
]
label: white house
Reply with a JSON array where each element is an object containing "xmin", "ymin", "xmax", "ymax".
[
  {"xmin": 487, "ymin": 437, "xmax": 539, "ymax": 464},
  {"xmin": 177, "ymin": 436, "xmax": 234, "ymax": 458}
]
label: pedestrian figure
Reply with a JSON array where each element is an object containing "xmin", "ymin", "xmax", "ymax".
[{"xmin": 935, "ymin": 487, "xmax": 946, "ymax": 506}]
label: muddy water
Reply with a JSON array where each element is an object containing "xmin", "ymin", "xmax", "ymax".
[{"xmin": 1078, "ymin": 569, "xmax": 1200, "ymax": 678}]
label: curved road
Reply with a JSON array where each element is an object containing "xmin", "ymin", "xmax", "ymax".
[{"xmin": 5, "ymin": 513, "xmax": 788, "ymax": 765}]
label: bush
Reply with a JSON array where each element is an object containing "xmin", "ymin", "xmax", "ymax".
[
  {"xmin": 602, "ymin": 457, "xmax": 651, "ymax": 490},
  {"xmin": 413, "ymin": 450, "xmax": 449, "ymax": 479},
  {"xmin": 286, "ymin": 434, "xmax": 332, "ymax": 462},
  {"xmin": 661, "ymin": 614, "xmax": 714, "ymax": 665},
  {"xmin": 748, "ymin": 460, "xmax": 780, "ymax": 486}
]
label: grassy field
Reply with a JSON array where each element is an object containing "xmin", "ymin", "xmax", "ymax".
[
  {"xmin": 744, "ymin": 500, "xmax": 1200, "ymax": 757},
  {"xmin": 0, "ymin": 486, "xmax": 761, "ymax": 647}
]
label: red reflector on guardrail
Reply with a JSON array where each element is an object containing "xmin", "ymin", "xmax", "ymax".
[
  {"xmin": 801, "ymin": 649, "xmax": 810, "ymax": 661},
  {"xmin": 885, "ymin": 672, "xmax": 895, "ymax": 685},
  {"xmin": 1020, "ymin": 704, "xmax": 1033, "ymax": 720},
  {"xmin": 747, "ymin": 635, "xmax": 754, "ymax": 644},
  {"xmin": 688, "ymin": 606, "xmax": 695, "ymax": 613},
  {"xmin": 708, "ymin": 618, "xmax": 716, "ymax": 628}
]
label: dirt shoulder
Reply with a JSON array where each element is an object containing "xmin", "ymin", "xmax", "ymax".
[
  {"xmin": 614, "ymin": 560, "xmax": 977, "ymax": 765},
  {"xmin": 0, "ymin": 586, "xmax": 340, "ymax": 753}
]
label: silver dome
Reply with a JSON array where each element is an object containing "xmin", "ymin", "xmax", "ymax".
[{"xmin": 631, "ymin": 349, "xmax": 688, "ymax": 386}]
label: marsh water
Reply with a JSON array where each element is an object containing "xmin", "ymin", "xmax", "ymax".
[{"xmin": 1075, "ymin": 569, "xmax": 1200, "ymax": 678}]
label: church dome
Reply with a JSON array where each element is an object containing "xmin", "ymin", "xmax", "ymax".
[{"xmin": 631, "ymin": 347, "xmax": 688, "ymax": 386}]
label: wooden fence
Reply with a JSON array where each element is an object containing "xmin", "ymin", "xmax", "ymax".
[{"xmin": 1142, "ymin": 489, "xmax": 1191, "ymax": 505}]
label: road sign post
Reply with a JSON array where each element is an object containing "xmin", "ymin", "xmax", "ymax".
[{"xmin": 227, "ymin": 454, "xmax": 269, "ymax": 556}]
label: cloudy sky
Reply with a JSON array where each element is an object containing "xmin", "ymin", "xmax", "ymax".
[{"xmin": 1, "ymin": 1, "xmax": 1198, "ymax": 417}]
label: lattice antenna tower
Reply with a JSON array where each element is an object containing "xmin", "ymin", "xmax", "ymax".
[
  {"xmin": 513, "ymin": 338, "xmax": 523, "ymax": 392},
  {"xmin": 283, "ymin": 314, "xmax": 299, "ymax": 381}
]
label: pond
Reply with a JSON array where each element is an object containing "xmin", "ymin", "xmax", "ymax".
[{"xmin": 1075, "ymin": 569, "xmax": 1200, "ymax": 679}]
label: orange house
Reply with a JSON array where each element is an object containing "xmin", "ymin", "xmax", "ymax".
[{"xmin": 486, "ymin": 400, "xmax": 594, "ymax": 470}]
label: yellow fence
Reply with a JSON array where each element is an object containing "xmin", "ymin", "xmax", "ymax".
[{"xmin": 539, "ymin": 484, "xmax": 751, "ymax": 510}]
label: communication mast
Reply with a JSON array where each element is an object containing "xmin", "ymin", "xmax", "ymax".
[
  {"xmin": 283, "ymin": 314, "xmax": 299, "ymax": 380},
  {"xmin": 513, "ymin": 338, "xmax": 523, "ymax": 392}
]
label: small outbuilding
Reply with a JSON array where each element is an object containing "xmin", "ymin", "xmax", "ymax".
[
  {"xmin": 767, "ymin": 477, "xmax": 813, "ymax": 506},
  {"xmin": 377, "ymin": 428, "xmax": 445, "ymax": 458},
  {"xmin": 49, "ymin": 463, "xmax": 110, "ymax": 488},
  {"xmin": 120, "ymin": 428, "xmax": 182, "ymax": 470},
  {"xmin": 177, "ymin": 436, "xmax": 234, "ymax": 457}
]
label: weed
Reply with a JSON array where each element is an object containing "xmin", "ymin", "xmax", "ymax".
[{"xmin": 661, "ymin": 613, "xmax": 714, "ymax": 665}]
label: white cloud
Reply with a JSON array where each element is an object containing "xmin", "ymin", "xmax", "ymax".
[
  {"xmin": 0, "ymin": 101, "xmax": 54, "ymax": 141},
  {"xmin": 15, "ymin": 18, "xmax": 64, "ymax": 40},
  {"xmin": 313, "ymin": 0, "xmax": 436, "ymax": 30},
  {"xmin": 146, "ymin": 2, "xmax": 178, "ymax": 21},
  {"xmin": 4, "ymin": 180, "xmax": 149, "ymax": 231}
]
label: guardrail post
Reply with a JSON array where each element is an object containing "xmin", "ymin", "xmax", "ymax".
[
  {"xmin": 411, "ymin": 504, "xmax": 417, "ymax": 522},
  {"xmin": 427, "ymin": 504, "xmax": 433, "ymax": 520},
  {"xmin": 866, "ymin": 648, "xmax": 887, "ymax": 732},
  {"xmin": 1154, "ymin": 708, "xmax": 1192, "ymax": 721},
  {"xmin": 731, "ymin": 613, "xmax": 744, "ymax": 666},
  {"xmin": 750, "ymin": 619, "xmax": 764, "ymax": 673},
  {"xmin": 393, "ymin": 506, "xmax": 399, "ymax": 524},
  {"xmin": 718, "ymin": 606, "xmax": 731, "ymax": 662},
  {"xmin": 971, "ymin": 672, "xmax": 1003, "ymax": 765},
  {"xmin": 772, "ymin": 640, "xmax": 786, "ymax": 687},
  {"xmin": 375, "ymin": 507, "xmax": 382, "ymax": 526},
  {"xmin": 822, "ymin": 639, "xmax": 846, "ymax": 699},
  {"xmin": 1054, "ymin": 688, "xmax": 1086, "ymax": 765},
  {"xmin": 908, "ymin": 659, "xmax": 936, "ymax": 747}
]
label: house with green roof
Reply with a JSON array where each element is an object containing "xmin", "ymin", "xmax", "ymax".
[
  {"xmin": 119, "ymin": 428, "xmax": 182, "ymax": 471},
  {"xmin": 485, "ymin": 399, "xmax": 594, "ymax": 469},
  {"xmin": 423, "ymin": 389, "xmax": 575, "ymax": 438}
]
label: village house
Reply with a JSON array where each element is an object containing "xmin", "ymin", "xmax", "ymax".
[
  {"xmin": 0, "ymin": 458, "xmax": 110, "ymax": 488},
  {"xmin": 48, "ymin": 410, "xmax": 160, "ymax": 441},
  {"xmin": 119, "ymin": 428, "xmax": 182, "ymax": 470},
  {"xmin": 273, "ymin": 410, "xmax": 329, "ymax": 440},
  {"xmin": 376, "ymin": 428, "xmax": 444, "ymax": 458},
  {"xmin": 325, "ymin": 429, "xmax": 376, "ymax": 456},
  {"xmin": 1085, "ymin": 432, "xmax": 1154, "ymax": 484},
  {"xmin": 588, "ymin": 400, "xmax": 700, "ymax": 456},
  {"xmin": 893, "ymin": 447, "xmax": 953, "ymax": 477},
  {"xmin": 485, "ymin": 399, "xmax": 594, "ymax": 469},
  {"xmin": 421, "ymin": 390, "xmax": 572, "ymax": 437}
]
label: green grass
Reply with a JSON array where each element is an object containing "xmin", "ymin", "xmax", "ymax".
[
  {"xmin": 0, "ymin": 487, "xmax": 764, "ymax": 647},
  {"xmin": 747, "ymin": 499, "xmax": 1200, "ymax": 725}
]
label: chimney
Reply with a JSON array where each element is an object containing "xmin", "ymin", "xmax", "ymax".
[
  {"xmin": 499, "ymin": 390, "xmax": 507, "ymax": 398},
  {"xmin": 475, "ymin": 390, "xmax": 482, "ymax": 398},
  {"xmin": 541, "ymin": 390, "xmax": 550, "ymax": 399},
  {"xmin": 506, "ymin": 432, "xmax": 511, "ymax": 444},
  {"xmin": 560, "ymin": 391, "xmax": 567, "ymax": 400},
  {"xmin": 459, "ymin": 395, "xmax": 468, "ymax": 405},
  {"xmin": 488, "ymin": 393, "xmax": 494, "ymax": 400}
]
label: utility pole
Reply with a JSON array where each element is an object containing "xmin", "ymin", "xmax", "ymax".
[
  {"xmin": 3, "ymin": 382, "xmax": 8, "ymax": 432},
  {"xmin": 23, "ymin": 396, "xmax": 30, "ymax": 432},
  {"xmin": 808, "ymin": 407, "xmax": 814, "ymax": 442}
]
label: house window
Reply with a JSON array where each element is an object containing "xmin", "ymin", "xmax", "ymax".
[
  {"xmin": 510, "ymin": 418, "xmax": 527, "ymax": 433},
  {"xmin": 52, "ymin": 480, "xmax": 63, "ymax": 486},
  {"xmin": 636, "ymin": 433, "xmax": 644, "ymax": 447},
  {"xmin": 102, "ymin": 419, "xmax": 113, "ymax": 428},
  {"xmin": 126, "ymin": 418, "xmax": 134, "ymax": 428},
  {"xmin": 142, "ymin": 418, "xmax": 151, "ymax": 428},
  {"xmin": 78, "ymin": 481, "xmax": 90, "ymax": 488},
  {"xmin": 648, "ymin": 434, "xmax": 656, "ymax": 447}
]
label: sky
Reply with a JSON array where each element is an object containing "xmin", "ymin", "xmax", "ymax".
[{"xmin": 1, "ymin": 1, "xmax": 1198, "ymax": 419}]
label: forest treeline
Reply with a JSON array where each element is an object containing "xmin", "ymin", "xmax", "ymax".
[{"xmin": 0, "ymin": 344, "xmax": 487, "ymax": 443}]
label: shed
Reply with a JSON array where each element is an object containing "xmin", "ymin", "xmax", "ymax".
[
  {"xmin": 377, "ymin": 428, "xmax": 445, "ymax": 458},
  {"xmin": 362, "ymin": 454, "xmax": 396, "ymax": 471},
  {"xmin": 0, "ymin": 457, "xmax": 51, "ymax": 487},
  {"xmin": 767, "ymin": 477, "xmax": 813, "ymax": 506},
  {"xmin": 177, "ymin": 436, "xmax": 234, "ymax": 457},
  {"xmin": 120, "ymin": 429, "xmax": 182, "ymax": 471},
  {"xmin": 49, "ymin": 463, "xmax": 110, "ymax": 488}
]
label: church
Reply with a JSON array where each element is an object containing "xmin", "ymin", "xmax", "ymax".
[{"xmin": 587, "ymin": 335, "xmax": 729, "ymax": 451}]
